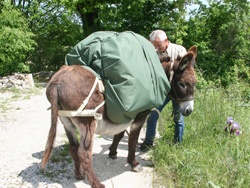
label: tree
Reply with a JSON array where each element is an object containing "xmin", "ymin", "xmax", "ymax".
[
  {"xmin": 98, "ymin": 0, "xmax": 166, "ymax": 36},
  {"xmin": 59, "ymin": 0, "xmax": 175, "ymax": 38},
  {"xmin": 6, "ymin": 0, "xmax": 194, "ymax": 72},
  {"xmin": 0, "ymin": 3, "xmax": 36, "ymax": 76},
  {"xmin": 28, "ymin": 1, "xmax": 83, "ymax": 72},
  {"xmin": 158, "ymin": 0, "xmax": 191, "ymax": 44},
  {"xmin": 59, "ymin": 0, "xmax": 111, "ymax": 36},
  {"xmin": 10, "ymin": 0, "xmax": 83, "ymax": 72},
  {"xmin": 184, "ymin": 0, "xmax": 250, "ymax": 86}
]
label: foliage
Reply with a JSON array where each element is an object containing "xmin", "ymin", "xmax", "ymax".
[
  {"xmin": 29, "ymin": 12, "xmax": 83, "ymax": 72},
  {"xmin": 184, "ymin": 0, "xmax": 250, "ymax": 87},
  {"xmin": 152, "ymin": 84, "xmax": 250, "ymax": 187},
  {"xmin": 11, "ymin": 0, "xmax": 83, "ymax": 72},
  {"xmin": 98, "ymin": 0, "xmax": 167, "ymax": 36},
  {"xmin": 0, "ymin": 1, "xmax": 249, "ymax": 186},
  {"xmin": 58, "ymin": 0, "xmax": 192, "ymax": 38},
  {"xmin": 158, "ymin": 0, "xmax": 190, "ymax": 44},
  {"xmin": 15, "ymin": 0, "xmax": 195, "ymax": 71},
  {"xmin": 1, "ymin": 0, "xmax": 249, "ymax": 87},
  {"xmin": 0, "ymin": 3, "xmax": 36, "ymax": 76},
  {"xmin": 58, "ymin": 0, "xmax": 105, "ymax": 36}
]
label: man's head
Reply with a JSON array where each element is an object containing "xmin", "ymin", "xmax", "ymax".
[{"xmin": 149, "ymin": 30, "xmax": 169, "ymax": 53}]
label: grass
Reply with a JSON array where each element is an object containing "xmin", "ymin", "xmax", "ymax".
[
  {"xmin": 50, "ymin": 144, "xmax": 72, "ymax": 164},
  {"xmin": 41, "ymin": 144, "xmax": 72, "ymax": 179},
  {"xmin": 2, "ymin": 79, "xmax": 249, "ymax": 187},
  {"xmin": 152, "ymin": 86, "xmax": 250, "ymax": 188},
  {"xmin": 0, "ymin": 86, "xmax": 43, "ymax": 113}
]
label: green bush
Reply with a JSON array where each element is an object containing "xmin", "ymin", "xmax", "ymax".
[{"xmin": 0, "ymin": 4, "xmax": 36, "ymax": 76}]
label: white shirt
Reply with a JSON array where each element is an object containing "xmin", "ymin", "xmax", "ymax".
[{"xmin": 158, "ymin": 42, "xmax": 187, "ymax": 61}]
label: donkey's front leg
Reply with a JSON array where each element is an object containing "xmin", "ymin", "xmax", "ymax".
[{"xmin": 127, "ymin": 112, "xmax": 149, "ymax": 172}]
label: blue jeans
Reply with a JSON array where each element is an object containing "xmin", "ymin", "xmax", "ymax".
[{"xmin": 144, "ymin": 96, "xmax": 185, "ymax": 144}]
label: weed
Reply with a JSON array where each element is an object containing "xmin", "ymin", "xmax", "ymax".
[{"xmin": 152, "ymin": 85, "xmax": 250, "ymax": 187}]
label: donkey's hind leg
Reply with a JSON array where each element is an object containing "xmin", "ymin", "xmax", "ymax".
[
  {"xmin": 59, "ymin": 116, "xmax": 84, "ymax": 180},
  {"xmin": 76, "ymin": 118, "xmax": 105, "ymax": 188}
]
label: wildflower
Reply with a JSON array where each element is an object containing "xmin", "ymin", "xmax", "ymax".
[
  {"xmin": 227, "ymin": 117, "xmax": 234, "ymax": 125},
  {"xmin": 235, "ymin": 130, "xmax": 242, "ymax": 136},
  {"xmin": 224, "ymin": 117, "xmax": 242, "ymax": 136}
]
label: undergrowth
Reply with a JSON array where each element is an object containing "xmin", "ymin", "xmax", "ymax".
[{"xmin": 152, "ymin": 83, "xmax": 250, "ymax": 188}]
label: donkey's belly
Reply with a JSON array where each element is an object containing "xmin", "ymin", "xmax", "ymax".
[{"xmin": 95, "ymin": 119, "xmax": 133, "ymax": 136}]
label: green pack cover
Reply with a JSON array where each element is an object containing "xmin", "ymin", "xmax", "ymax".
[{"xmin": 65, "ymin": 31, "xmax": 170, "ymax": 124}]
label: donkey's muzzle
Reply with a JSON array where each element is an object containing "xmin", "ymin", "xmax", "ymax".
[{"xmin": 179, "ymin": 100, "xmax": 194, "ymax": 116}]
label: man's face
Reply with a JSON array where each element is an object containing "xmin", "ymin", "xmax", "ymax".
[{"xmin": 151, "ymin": 39, "xmax": 168, "ymax": 53}]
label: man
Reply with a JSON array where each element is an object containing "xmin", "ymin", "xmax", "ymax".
[{"xmin": 140, "ymin": 30, "xmax": 187, "ymax": 152}]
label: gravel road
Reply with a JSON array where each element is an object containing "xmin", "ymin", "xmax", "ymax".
[{"xmin": 0, "ymin": 87, "xmax": 155, "ymax": 188}]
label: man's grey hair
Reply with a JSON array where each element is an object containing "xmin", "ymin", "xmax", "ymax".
[{"xmin": 149, "ymin": 30, "xmax": 167, "ymax": 42}]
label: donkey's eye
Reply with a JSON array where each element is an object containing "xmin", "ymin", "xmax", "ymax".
[{"xmin": 178, "ymin": 81, "xmax": 186, "ymax": 89}]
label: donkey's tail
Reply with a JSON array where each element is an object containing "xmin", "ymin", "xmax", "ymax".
[{"xmin": 41, "ymin": 85, "xmax": 58, "ymax": 169}]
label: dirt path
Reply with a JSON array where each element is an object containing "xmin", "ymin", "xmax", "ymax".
[{"xmin": 0, "ymin": 87, "xmax": 155, "ymax": 188}]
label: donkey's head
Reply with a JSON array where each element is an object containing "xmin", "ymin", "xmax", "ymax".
[{"xmin": 161, "ymin": 46, "xmax": 197, "ymax": 116}]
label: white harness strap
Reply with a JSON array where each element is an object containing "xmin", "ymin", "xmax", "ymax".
[
  {"xmin": 169, "ymin": 51, "xmax": 175, "ymax": 83},
  {"xmin": 58, "ymin": 77, "xmax": 105, "ymax": 120},
  {"xmin": 58, "ymin": 101, "xmax": 105, "ymax": 120},
  {"xmin": 169, "ymin": 61, "xmax": 174, "ymax": 83},
  {"xmin": 76, "ymin": 77, "xmax": 100, "ymax": 113}
]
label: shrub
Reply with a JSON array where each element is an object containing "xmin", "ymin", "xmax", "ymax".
[{"xmin": 0, "ymin": 4, "xmax": 36, "ymax": 76}]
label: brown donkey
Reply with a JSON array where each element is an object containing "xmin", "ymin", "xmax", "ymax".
[{"xmin": 41, "ymin": 46, "xmax": 197, "ymax": 188}]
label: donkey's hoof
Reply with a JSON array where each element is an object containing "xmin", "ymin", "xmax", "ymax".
[
  {"xmin": 75, "ymin": 173, "xmax": 85, "ymax": 180},
  {"xmin": 108, "ymin": 153, "xmax": 117, "ymax": 159},
  {"xmin": 132, "ymin": 164, "xmax": 143, "ymax": 172}
]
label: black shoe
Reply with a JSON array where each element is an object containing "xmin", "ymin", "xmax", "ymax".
[{"xmin": 139, "ymin": 142, "xmax": 153, "ymax": 152}]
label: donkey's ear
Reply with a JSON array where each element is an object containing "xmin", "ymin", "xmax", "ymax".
[
  {"xmin": 187, "ymin": 45, "xmax": 197, "ymax": 62},
  {"xmin": 178, "ymin": 52, "xmax": 194, "ymax": 71},
  {"xmin": 188, "ymin": 46, "xmax": 197, "ymax": 59}
]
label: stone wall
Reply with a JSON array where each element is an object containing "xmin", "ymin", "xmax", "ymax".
[
  {"xmin": 0, "ymin": 71, "xmax": 55, "ymax": 89},
  {"xmin": 0, "ymin": 73, "xmax": 35, "ymax": 89}
]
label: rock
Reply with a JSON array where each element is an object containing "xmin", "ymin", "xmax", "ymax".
[{"xmin": 0, "ymin": 73, "xmax": 35, "ymax": 89}]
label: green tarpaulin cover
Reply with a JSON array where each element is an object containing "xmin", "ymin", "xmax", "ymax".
[{"xmin": 65, "ymin": 31, "xmax": 170, "ymax": 124}]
